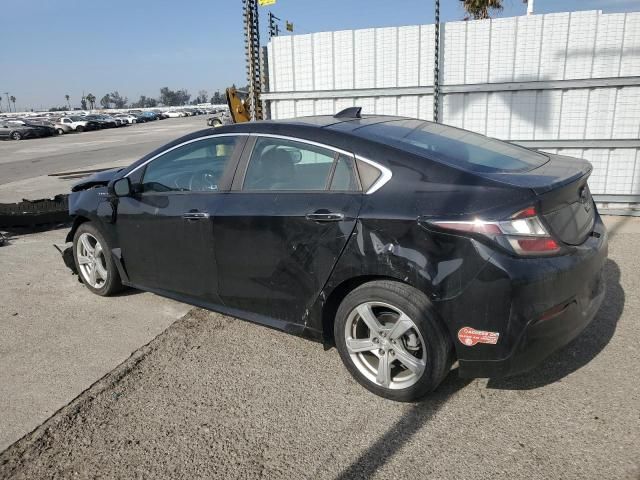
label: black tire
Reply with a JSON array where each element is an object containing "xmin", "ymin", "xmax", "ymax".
[
  {"xmin": 73, "ymin": 222, "xmax": 124, "ymax": 296},
  {"xmin": 76, "ymin": 125, "xmax": 84, "ymax": 132},
  {"xmin": 334, "ymin": 280, "xmax": 452, "ymax": 402},
  {"xmin": 212, "ymin": 118, "xmax": 222, "ymax": 127},
  {"xmin": 11, "ymin": 131, "xmax": 22, "ymax": 140}
]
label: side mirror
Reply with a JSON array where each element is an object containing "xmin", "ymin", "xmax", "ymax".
[{"xmin": 112, "ymin": 177, "xmax": 132, "ymax": 197}]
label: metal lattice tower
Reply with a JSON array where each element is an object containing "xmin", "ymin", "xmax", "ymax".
[
  {"xmin": 243, "ymin": 0, "xmax": 262, "ymax": 120},
  {"xmin": 433, "ymin": 0, "xmax": 440, "ymax": 123}
]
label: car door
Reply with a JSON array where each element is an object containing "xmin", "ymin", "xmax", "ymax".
[
  {"xmin": 115, "ymin": 134, "xmax": 246, "ymax": 302},
  {"xmin": 214, "ymin": 135, "xmax": 363, "ymax": 326}
]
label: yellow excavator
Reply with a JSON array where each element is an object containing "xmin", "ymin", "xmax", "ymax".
[{"xmin": 225, "ymin": 87, "xmax": 252, "ymax": 123}]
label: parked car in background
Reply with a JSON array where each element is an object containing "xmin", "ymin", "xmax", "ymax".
[
  {"xmin": 59, "ymin": 116, "xmax": 99, "ymax": 132},
  {"xmin": 139, "ymin": 111, "xmax": 158, "ymax": 122},
  {"xmin": 63, "ymin": 110, "xmax": 608, "ymax": 401},
  {"xmin": 206, "ymin": 108, "xmax": 229, "ymax": 127},
  {"xmin": 163, "ymin": 110, "xmax": 185, "ymax": 118},
  {"xmin": 85, "ymin": 115, "xmax": 117, "ymax": 128},
  {"xmin": 0, "ymin": 121, "xmax": 41, "ymax": 140},
  {"xmin": 114, "ymin": 114, "xmax": 138, "ymax": 124},
  {"xmin": 6, "ymin": 119, "xmax": 56, "ymax": 137}
]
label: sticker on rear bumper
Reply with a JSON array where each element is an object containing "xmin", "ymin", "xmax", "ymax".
[{"xmin": 458, "ymin": 327, "xmax": 500, "ymax": 346}]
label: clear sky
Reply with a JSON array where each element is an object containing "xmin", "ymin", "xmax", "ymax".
[{"xmin": 1, "ymin": 0, "xmax": 639, "ymax": 110}]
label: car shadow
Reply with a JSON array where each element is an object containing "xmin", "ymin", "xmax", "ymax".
[
  {"xmin": 487, "ymin": 258, "xmax": 624, "ymax": 391},
  {"xmin": 334, "ymin": 372, "xmax": 472, "ymax": 480}
]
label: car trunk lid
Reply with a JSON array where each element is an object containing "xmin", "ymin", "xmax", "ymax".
[{"xmin": 480, "ymin": 153, "xmax": 595, "ymax": 245}]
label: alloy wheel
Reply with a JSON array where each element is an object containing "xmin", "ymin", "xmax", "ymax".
[
  {"xmin": 344, "ymin": 302, "xmax": 427, "ymax": 390},
  {"xmin": 77, "ymin": 232, "xmax": 109, "ymax": 289}
]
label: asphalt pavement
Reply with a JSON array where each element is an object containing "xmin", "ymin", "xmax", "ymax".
[
  {"xmin": 0, "ymin": 216, "xmax": 638, "ymax": 480},
  {"xmin": 0, "ymin": 116, "xmax": 207, "ymax": 202}
]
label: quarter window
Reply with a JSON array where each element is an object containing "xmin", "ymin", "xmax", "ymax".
[
  {"xmin": 243, "ymin": 137, "xmax": 359, "ymax": 192},
  {"xmin": 142, "ymin": 136, "xmax": 238, "ymax": 193}
]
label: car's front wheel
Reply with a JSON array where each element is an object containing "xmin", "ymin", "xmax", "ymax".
[
  {"xmin": 73, "ymin": 222, "xmax": 123, "ymax": 296},
  {"xmin": 335, "ymin": 280, "xmax": 452, "ymax": 402},
  {"xmin": 11, "ymin": 131, "xmax": 22, "ymax": 140}
]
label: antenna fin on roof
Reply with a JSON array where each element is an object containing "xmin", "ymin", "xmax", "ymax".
[{"xmin": 334, "ymin": 107, "xmax": 362, "ymax": 119}]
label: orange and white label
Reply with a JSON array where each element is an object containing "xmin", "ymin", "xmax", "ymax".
[{"xmin": 458, "ymin": 327, "xmax": 500, "ymax": 346}]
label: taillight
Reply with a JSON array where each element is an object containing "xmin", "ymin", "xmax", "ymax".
[{"xmin": 426, "ymin": 207, "xmax": 562, "ymax": 257}]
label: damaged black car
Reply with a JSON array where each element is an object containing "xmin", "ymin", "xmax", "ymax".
[{"xmin": 62, "ymin": 109, "xmax": 608, "ymax": 401}]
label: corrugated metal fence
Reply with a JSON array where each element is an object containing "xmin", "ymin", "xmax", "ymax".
[{"xmin": 263, "ymin": 10, "xmax": 640, "ymax": 211}]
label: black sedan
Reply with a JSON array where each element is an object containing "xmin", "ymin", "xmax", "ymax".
[
  {"xmin": 62, "ymin": 109, "xmax": 607, "ymax": 401},
  {"xmin": 0, "ymin": 121, "xmax": 42, "ymax": 140}
]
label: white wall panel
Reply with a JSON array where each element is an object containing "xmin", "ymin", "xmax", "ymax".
[
  {"xmin": 276, "ymin": 100, "xmax": 295, "ymax": 118},
  {"xmin": 398, "ymin": 26, "xmax": 420, "ymax": 87},
  {"xmin": 314, "ymin": 99, "xmax": 334, "ymax": 115},
  {"xmin": 397, "ymin": 96, "xmax": 419, "ymax": 118},
  {"xmin": 465, "ymin": 20, "xmax": 490, "ymax": 84},
  {"xmin": 606, "ymin": 149, "xmax": 637, "ymax": 194},
  {"xmin": 443, "ymin": 21, "xmax": 466, "ymax": 84},
  {"xmin": 559, "ymin": 89, "xmax": 589, "ymax": 139},
  {"xmin": 359, "ymin": 97, "xmax": 376, "ymax": 114},
  {"xmin": 295, "ymin": 100, "xmax": 314, "ymax": 116},
  {"xmin": 539, "ymin": 13, "xmax": 570, "ymax": 80},
  {"xmin": 418, "ymin": 25, "xmax": 435, "ymax": 86},
  {"xmin": 442, "ymin": 94, "xmax": 464, "ymax": 128},
  {"xmin": 376, "ymin": 96, "xmax": 397, "ymax": 115},
  {"xmin": 621, "ymin": 12, "xmax": 640, "ymax": 76},
  {"xmin": 510, "ymin": 91, "xmax": 537, "ymax": 139},
  {"xmin": 354, "ymin": 29, "xmax": 375, "ymax": 89},
  {"xmin": 534, "ymin": 90, "xmax": 562, "ymax": 140},
  {"xmin": 612, "ymin": 87, "xmax": 640, "ymax": 139},
  {"xmin": 489, "ymin": 17, "xmax": 516, "ymax": 83},
  {"xmin": 514, "ymin": 15, "xmax": 543, "ymax": 81},
  {"xmin": 585, "ymin": 88, "xmax": 617, "ymax": 139},
  {"xmin": 565, "ymin": 11, "xmax": 599, "ymax": 80},
  {"xmin": 375, "ymin": 28, "xmax": 398, "ymax": 88},
  {"xmin": 592, "ymin": 13, "xmax": 625, "ymax": 78},
  {"xmin": 313, "ymin": 32, "xmax": 334, "ymax": 90},
  {"xmin": 418, "ymin": 95, "xmax": 434, "ymax": 120},
  {"xmin": 333, "ymin": 30, "xmax": 354, "ymax": 90},
  {"xmin": 486, "ymin": 92, "xmax": 511, "ymax": 139},
  {"xmin": 273, "ymin": 36, "xmax": 294, "ymax": 91},
  {"xmin": 334, "ymin": 97, "xmax": 354, "ymax": 113},
  {"xmin": 293, "ymin": 35, "xmax": 313, "ymax": 91},
  {"xmin": 463, "ymin": 93, "xmax": 487, "ymax": 135}
]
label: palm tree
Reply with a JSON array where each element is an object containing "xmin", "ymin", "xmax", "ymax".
[
  {"xmin": 461, "ymin": 0, "xmax": 503, "ymax": 19},
  {"xmin": 10, "ymin": 95, "xmax": 16, "ymax": 112},
  {"xmin": 65, "ymin": 94, "xmax": 71, "ymax": 110},
  {"xmin": 86, "ymin": 93, "xmax": 96, "ymax": 110}
]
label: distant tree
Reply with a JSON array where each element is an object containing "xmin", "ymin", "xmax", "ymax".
[
  {"xmin": 109, "ymin": 91, "xmax": 128, "ymax": 109},
  {"xmin": 48, "ymin": 106, "xmax": 68, "ymax": 112},
  {"xmin": 65, "ymin": 94, "xmax": 70, "ymax": 109},
  {"xmin": 99, "ymin": 94, "xmax": 111, "ymax": 109},
  {"xmin": 86, "ymin": 93, "xmax": 96, "ymax": 110},
  {"xmin": 10, "ymin": 95, "xmax": 16, "ymax": 112},
  {"xmin": 80, "ymin": 96, "xmax": 87, "ymax": 110},
  {"xmin": 160, "ymin": 87, "xmax": 191, "ymax": 106},
  {"xmin": 211, "ymin": 90, "xmax": 225, "ymax": 104},
  {"xmin": 461, "ymin": 0, "xmax": 503, "ymax": 19},
  {"xmin": 131, "ymin": 95, "xmax": 158, "ymax": 108},
  {"xmin": 192, "ymin": 89, "xmax": 209, "ymax": 105}
]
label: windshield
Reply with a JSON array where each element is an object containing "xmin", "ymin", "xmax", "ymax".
[{"xmin": 356, "ymin": 119, "xmax": 548, "ymax": 173}]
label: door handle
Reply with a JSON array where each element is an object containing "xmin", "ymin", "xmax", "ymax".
[
  {"xmin": 182, "ymin": 212, "xmax": 210, "ymax": 220},
  {"xmin": 305, "ymin": 212, "xmax": 345, "ymax": 222}
]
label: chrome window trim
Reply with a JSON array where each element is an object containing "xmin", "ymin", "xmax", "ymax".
[
  {"xmin": 125, "ymin": 131, "xmax": 393, "ymax": 194},
  {"xmin": 125, "ymin": 133, "xmax": 248, "ymax": 177}
]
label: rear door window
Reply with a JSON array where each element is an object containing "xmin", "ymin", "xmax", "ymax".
[
  {"xmin": 357, "ymin": 120, "xmax": 548, "ymax": 173},
  {"xmin": 243, "ymin": 137, "xmax": 359, "ymax": 191}
]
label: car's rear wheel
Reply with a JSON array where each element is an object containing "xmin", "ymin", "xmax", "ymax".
[
  {"xmin": 76, "ymin": 125, "xmax": 84, "ymax": 132},
  {"xmin": 11, "ymin": 131, "xmax": 22, "ymax": 140},
  {"xmin": 335, "ymin": 280, "xmax": 452, "ymax": 402},
  {"xmin": 73, "ymin": 222, "xmax": 123, "ymax": 296},
  {"xmin": 211, "ymin": 118, "xmax": 222, "ymax": 127},
  {"xmin": 56, "ymin": 128, "xmax": 65, "ymax": 135}
]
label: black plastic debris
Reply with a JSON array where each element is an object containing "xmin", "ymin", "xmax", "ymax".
[{"xmin": 0, "ymin": 194, "xmax": 70, "ymax": 228}]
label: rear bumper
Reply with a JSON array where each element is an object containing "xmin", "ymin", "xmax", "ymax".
[
  {"xmin": 449, "ymin": 215, "xmax": 608, "ymax": 378},
  {"xmin": 458, "ymin": 268, "xmax": 605, "ymax": 377}
]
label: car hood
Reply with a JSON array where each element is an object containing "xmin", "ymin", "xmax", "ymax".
[{"xmin": 71, "ymin": 168, "xmax": 122, "ymax": 192}]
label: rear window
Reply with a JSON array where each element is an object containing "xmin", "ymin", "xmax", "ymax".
[{"xmin": 357, "ymin": 120, "xmax": 548, "ymax": 173}]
